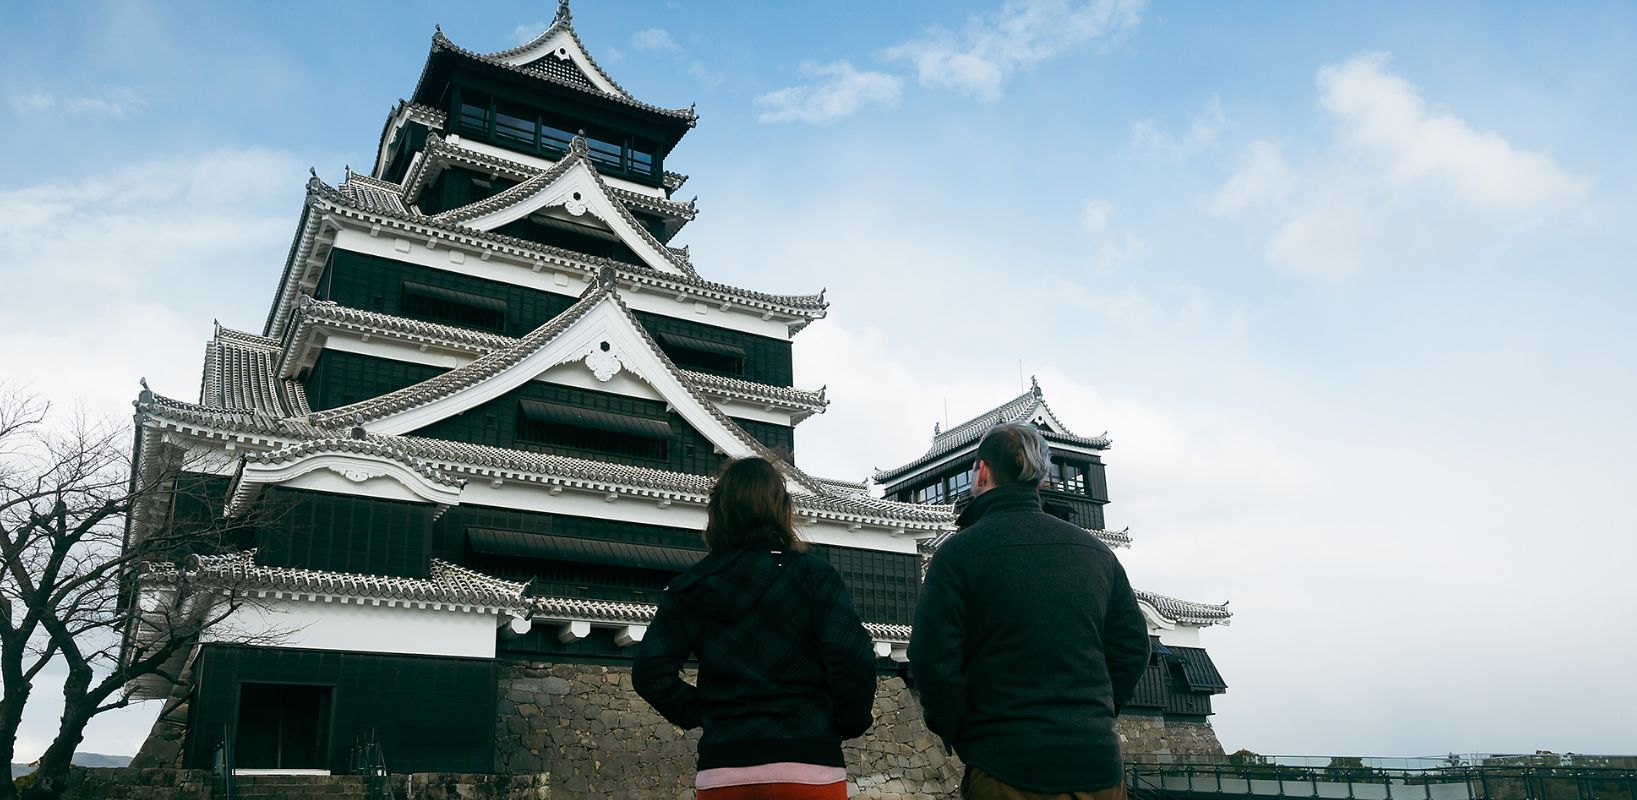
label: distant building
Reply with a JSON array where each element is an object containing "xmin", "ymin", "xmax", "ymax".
[{"xmin": 876, "ymin": 378, "xmax": 1233, "ymax": 746}]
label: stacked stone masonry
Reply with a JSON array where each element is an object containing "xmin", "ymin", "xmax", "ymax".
[
  {"xmin": 105, "ymin": 660, "xmax": 1221, "ymax": 799},
  {"xmin": 493, "ymin": 661, "xmax": 1224, "ymax": 799}
]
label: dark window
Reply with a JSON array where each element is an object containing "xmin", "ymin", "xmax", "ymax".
[
  {"xmin": 494, "ymin": 101, "xmax": 537, "ymax": 149},
  {"xmin": 400, "ymin": 281, "xmax": 507, "ymax": 332},
  {"xmin": 235, "ymin": 683, "xmax": 332, "ymax": 770},
  {"xmin": 457, "ymin": 90, "xmax": 491, "ymax": 136},
  {"xmin": 947, "ymin": 467, "xmax": 974, "ymax": 501},
  {"xmin": 629, "ymin": 145, "xmax": 654, "ymax": 175},
  {"xmin": 1047, "ymin": 458, "xmax": 1088, "ymax": 495},
  {"xmin": 658, "ymin": 332, "xmax": 746, "ymax": 377},
  {"xmin": 540, "ymin": 123, "xmax": 576, "ymax": 154},
  {"xmin": 445, "ymin": 87, "xmax": 662, "ymax": 183},
  {"xmin": 515, "ymin": 400, "xmax": 670, "ymax": 461},
  {"xmin": 914, "ymin": 482, "xmax": 945, "ymax": 504}
]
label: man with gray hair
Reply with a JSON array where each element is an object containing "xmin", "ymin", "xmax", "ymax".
[{"xmin": 908, "ymin": 422, "xmax": 1150, "ymax": 800}]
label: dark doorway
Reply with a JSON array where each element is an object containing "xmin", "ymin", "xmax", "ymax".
[{"xmin": 235, "ymin": 683, "xmax": 332, "ymax": 770}]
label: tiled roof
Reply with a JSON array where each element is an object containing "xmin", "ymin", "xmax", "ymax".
[
  {"xmin": 306, "ymin": 279, "xmax": 613, "ymax": 428},
  {"xmin": 284, "ymin": 300, "xmax": 827, "ymax": 417},
  {"xmin": 135, "ymin": 384, "xmax": 946, "ymax": 529},
  {"xmin": 431, "ymin": 137, "xmax": 695, "ymax": 276},
  {"xmin": 420, "ymin": 31, "xmax": 696, "ymax": 124},
  {"xmin": 263, "ymin": 175, "xmax": 827, "ymax": 338},
  {"xmin": 529, "ymin": 594, "xmax": 912, "ymax": 643},
  {"xmin": 919, "ymin": 525, "xmax": 1130, "ymax": 552},
  {"xmin": 140, "ymin": 550, "xmax": 526, "ymax": 611},
  {"xmin": 875, "ymin": 380, "xmax": 1112, "ymax": 482},
  {"xmin": 1136, "ymin": 590, "xmax": 1232, "ymax": 626},
  {"xmin": 608, "ymin": 186, "xmax": 696, "ymax": 221},
  {"xmin": 199, "ymin": 326, "xmax": 310, "ymax": 418},
  {"xmin": 339, "ymin": 170, "xmax": 412, "ymax": 216},
  {"xmin": 294, "ymin": 280, "xmax": 946, "ymax": 527},
  {"xmin": 402, "ymin": 134, "xmax": 692, "ymax": 223},
  {"xmin": 245, "ymin": 437, "xmax": 467, "ymax": 489}
]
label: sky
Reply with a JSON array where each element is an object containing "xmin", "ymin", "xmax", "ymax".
[{"xmin": 2, "ymin": 0, "xmax": 1635, "ymax": 763}]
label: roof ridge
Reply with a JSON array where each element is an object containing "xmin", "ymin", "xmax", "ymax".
[
  {"xmin": 429, "ymin": 139, "xmax": 696, "ymax": 276},
  {"xmin": 248, "ymin": 436, "xmax": 467, "ymax": 488},
  {"xmin": 429, "ymin": 30, "xmax": 695, "ymax": 122},
  {"xmin": 306, "ymin": 277, "xmax": 616, "ymax": 428},
  {"xmin": 290, "ymin": 300, "xmax": 826, "ymax": 411},
  {"xmin": 299, "ymin": 178, "xmax": 828, "ymax": 317}
]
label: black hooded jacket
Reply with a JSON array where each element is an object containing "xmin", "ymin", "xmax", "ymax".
[
  {"xmin": 632, "ymin": 546, "xmax": 877, "ymax": 771},
  {"xmin": 907, "ymin": 484, "xmax": 1150, "ymax": 793}
]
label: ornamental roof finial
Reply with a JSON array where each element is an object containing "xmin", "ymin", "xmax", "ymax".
[
  {"xmin": 596, "ymin": 265, "xmax": 617, "ymax": 289},
  {"xmin": 138, "ymin": 377, "xmax": 153, "ymax": 404},
  {"xmin": 933, "ymin": 422, "xmax": 941, "ymax": 436},
  {"xmin": 1030, "ymin": 374, "xmax": 1041, "ymax": 397},
  {"xmin": 554, "ymin": 0, "xmax": 572, "ymax": 23},
  {"xmin": 569, "ymin": 130, "xmax": 588, "ymax": 156},
  {"xmin": 308, "ymin": 167, "xmax": 318, "ymax": 179},
  {"xmin": 350, "ymin": 413, "xmax": 366, "ymax": 441}
]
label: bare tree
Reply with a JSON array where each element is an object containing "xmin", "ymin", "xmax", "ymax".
[{"xmin": 0, "ymin": 385, "xmax": 276, "ymax": 800}]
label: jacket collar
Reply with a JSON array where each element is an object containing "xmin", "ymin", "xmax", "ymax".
[{"xmin": 955, "ymin": 483, "xmax": 1043, "ymax": 528}]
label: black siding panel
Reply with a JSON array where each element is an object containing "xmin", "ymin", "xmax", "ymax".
[
  {"xmin": 255, "ymin": 488, "xmax": 434, "ymax": 579},
  {"xmin": 317, "ymin": 250, "xmax": 575, "ymax": 339},
  {"xmin": 410, "ymin": 382, "xmax": 728, "ymax": 475},
  {"xmin": 304, "ymin": 350, "xmax": 446, "ymax": 412},
  {"xmin": 185, "ymin": 644, "xmax": 495, "ymax": 774},
  {"xmin": 438, "ymin": 506, "xmax": 920, "ymax": 629},
  {"xmin": 734, "ymin": 418, "xmax": 795, "ymax": 460}
]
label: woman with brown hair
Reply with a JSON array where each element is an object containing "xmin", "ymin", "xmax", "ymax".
[{"xmin": 634, "ymin": 457, "xmax": 877, "ymax": 799}]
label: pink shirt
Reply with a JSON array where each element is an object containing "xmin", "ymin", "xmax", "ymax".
[{"xmin": 696, "ymin": 762, "xmax": 848, "ymax": 789}]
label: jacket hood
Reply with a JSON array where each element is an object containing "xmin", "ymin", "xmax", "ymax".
[{"xmin": 665, "ymin": 547, "xmax": 793, "ymax": 623}]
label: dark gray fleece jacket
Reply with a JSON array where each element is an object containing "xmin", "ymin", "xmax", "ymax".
[{"xmin": 908, "ymin": 484, "xmax": 1150, "ymax": 793}]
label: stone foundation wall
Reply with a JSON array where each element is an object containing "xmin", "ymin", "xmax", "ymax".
[
  {"xmin": 496, "ymin": 661, "xmax": 1224, "ymax": 798},
  {"xmin": 1116, "ymin": 715, "xmax": 1227, "ymax": 759},
  {"xmin": 497, "ymin": 661, "xmax": 962, "ymax": 798},
  {"xmin": 60, "ymin": 768, "xmax": 550, "ymax": 800}
]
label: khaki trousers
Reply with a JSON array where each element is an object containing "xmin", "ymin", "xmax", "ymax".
[{"xmin": 962, "ymin": 765, "xmax": 1129, "ymax": 800}]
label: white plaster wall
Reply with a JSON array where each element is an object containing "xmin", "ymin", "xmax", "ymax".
[
  {"xmin": 210, "ymin": 595, "xmax": 499, "ymax": 659},
  {"xmin": 1153, "ymin": 625, "xmax": 1202, "ymax": 648}
]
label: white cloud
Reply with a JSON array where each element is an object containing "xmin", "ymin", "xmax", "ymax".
[
  {"xmin": 1318, "ymin": 52, "xmax": 1588, "ymax": 212},
  {"xmin": 509, "ymin": 22, "xmax": 548, "ymax": 45},
  {"xmin": 1078, "ymin": 199, "xmax": 1147, "ymax": 266},
  {"xmin": 882, "ymin": 0, "xmax": 1145, "ymax": 101},
  {"xmin": 0, "ymin": 148, "xmax": 305, "ymax": 417},
  {"xmin": 1081, "ymin": 198, "xmax": 1114, "ymax": 233},
  {"xmin": 755, "ymin": 61, "xmax": 903, "ymax": 124},
  {"xmin": 8, "ymin": 86, "xmax": 147, "ymax": 119},
  {"xmin": 1131, "ymin": 94, "xmax": 1225, "ymax": 159},
  {"xmin": 629, "ymin": 28, "xmax": 713, "ymax": 87},
  {"xmin": 630, "ymin": 27, "xmax": 683, "ymax": 55},
  {"xmin": 1209, "ymin": 53, "xmax": 1588, "ymax": 281},
  {"xmin": 1206, "ymin": 140, "xmax": 1298, "ymax": 216},
  {"xmin": 9, "ymin": 90, "xmax": 54, "ymax": 114}
]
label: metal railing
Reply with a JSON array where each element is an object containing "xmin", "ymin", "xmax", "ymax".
[
  {"xmin": 349, "ymin": 730, "xmax": 393, "ymax": 800},
  {"xmin": 1126, "ymin": 755, "xmax": 1637, "ymax": 800}
]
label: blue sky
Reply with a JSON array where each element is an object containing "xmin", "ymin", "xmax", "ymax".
[{"xmin": 3, "ymin": 0, "xmax": 1635, "ymax": 762}]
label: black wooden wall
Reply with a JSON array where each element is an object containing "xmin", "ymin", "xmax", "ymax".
[
  {"xmin": 312, "ymin": 250, "xmax": 794, "ymax": 386},
  {"xmin": 185, "ymin": 644, "xmax": 496, "ymax": 774},
  {"xmin": 254, "ymin": 487, "xmax": 434, "ymax": 579}
]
